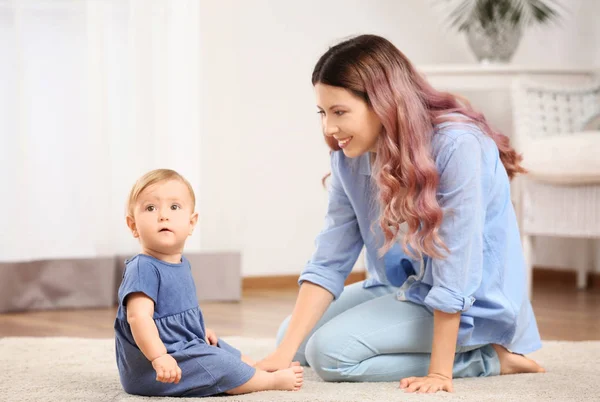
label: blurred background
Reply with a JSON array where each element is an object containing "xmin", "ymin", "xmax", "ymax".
[{"xmin": 0, "ymin": 0, "xmax": 599, "ymax": 339}]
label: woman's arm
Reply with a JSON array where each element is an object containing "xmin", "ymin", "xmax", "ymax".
[
  {"xmin": 400, "ymin": 310, "xmax": 460, "ymax": 393},
  {"xmin": 126, "ymin": 293, "xmax": 167, "ymax": 361},
  {"xmin": 402, "ymin": 133, "xmax": 486, "ymax": 393},
  {"xmin": 256, "ymin": 152, "xmax": 363, "ymax": 371},
  {"xmin": 429, "ymin": 310, "xmax": 461, "ymax": 378},
  {"xmin": 256, "ymin": 282, "xmax": 333, "ymax": 371}
]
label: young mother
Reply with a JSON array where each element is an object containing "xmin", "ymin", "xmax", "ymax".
[{"xmin": 256, "ymin": 35, "xmax": 544, "ymax": 393}]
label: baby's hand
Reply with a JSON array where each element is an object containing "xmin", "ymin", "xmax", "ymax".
[
  {"xmin": 152, "ymin": 354, "xmax": 182, "ymax": 384},
  {"xmin": 205, "ymin": 328, "xmax": 218, "ymax": 346}
]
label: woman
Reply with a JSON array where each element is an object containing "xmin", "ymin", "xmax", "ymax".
[{"xmin": 256, "ymin": 34, "xmax": 544, "ymax": 394}]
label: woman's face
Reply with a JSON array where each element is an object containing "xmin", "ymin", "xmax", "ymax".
[{"xmin": 315, "ymin": 83, "xmax": 383, "ymax": 158}]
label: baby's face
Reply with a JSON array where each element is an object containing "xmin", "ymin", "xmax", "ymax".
[{"xmin": 131, "ymin": 180, "xmax": 197, "ymax": 254}]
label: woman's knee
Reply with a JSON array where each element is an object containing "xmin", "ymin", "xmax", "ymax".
[{"xmin": 305, "ymin": 326, "xmax": 349, "ymax": 382}]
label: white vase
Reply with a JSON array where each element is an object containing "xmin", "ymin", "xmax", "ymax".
[{"xmin": 466, "ymin": 20, "xmax": 523, "ymax": 63}]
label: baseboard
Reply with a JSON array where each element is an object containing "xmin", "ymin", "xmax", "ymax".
[
  {"xmin": 243, "ymin": 271, "xmax": 367, "ymax": 290},
  {"xmin": 242, "ymin": 268, "xmax": 600, "ymax": 291},
  {"xmin": 533, "ymin": 266, "xmax": 600, "ymax": 289}
]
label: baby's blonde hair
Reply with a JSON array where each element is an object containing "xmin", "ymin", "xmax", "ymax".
[{"xmin": 127, "ymin": 169, "xmax": 196, "ymax": 217}]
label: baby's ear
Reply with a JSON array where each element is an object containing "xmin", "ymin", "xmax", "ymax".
[
  {"xmin": 189, "ymin": 212, "xmax": 199, "ymax": 235},
  {"xmin": 126, "ymin": 215, "xmax": 139, "ymax": 238}
]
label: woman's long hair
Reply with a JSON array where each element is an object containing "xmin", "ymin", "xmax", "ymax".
[{"xmin": 313, "ymin": 34, "xmax": 525, "ymax": 258}]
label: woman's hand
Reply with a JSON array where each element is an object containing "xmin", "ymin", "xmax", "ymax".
[
  {"xmin": 401, "ymin": 310, "xmax": 459, "ymax": 393},
  {"xmin": 255, "ymin": 350, "xmax": 295, "ymax": 372},
  {"xmin": 399, "ymin": 373, "xmax": 453, "ymax": 393},
  {"xmin": 205, "ymin": 328, "xmax": 218, "ymax": 346},
  {"xmin": 152, "ymin": 354, "xmax": 182, "ymax": 384}
]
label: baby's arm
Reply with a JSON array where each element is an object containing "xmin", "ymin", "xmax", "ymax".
[{"xmin": 126, "ymin": 292, "xmax": 181, "ymax": 384}]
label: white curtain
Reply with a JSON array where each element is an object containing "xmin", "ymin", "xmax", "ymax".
[{"xmin": 0, "ymin": 0, "xmax": 202, "ymax": 262}]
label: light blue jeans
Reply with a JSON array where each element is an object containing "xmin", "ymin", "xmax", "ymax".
[{"xmin": 276, "ymin": 281, "xmax": 500, "ymax": 382}]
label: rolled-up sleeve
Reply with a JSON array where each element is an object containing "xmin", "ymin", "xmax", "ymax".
[
  {"xmin": 423, "ymin": 134, "xmax": 485, "ymax": 314},
  {"xmin": 298, "ymin": 152, "xmax": 364, "ymax": 300}
]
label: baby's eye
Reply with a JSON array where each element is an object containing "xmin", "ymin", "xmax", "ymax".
[
  {"xmin": 146, "ymin": 205, "xmax": 156, "ymax": 212},
  {"xmin": 171, "ymin": 204, "xmax": 181, "ymax": 210}
]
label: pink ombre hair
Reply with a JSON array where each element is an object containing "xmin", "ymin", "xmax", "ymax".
[{"xmin": 313, "ymin": 35, "xmax": 525, "ymax": 259}]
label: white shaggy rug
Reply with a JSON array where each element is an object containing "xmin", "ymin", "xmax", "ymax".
[{"xmin": 1, "ymin": 337, "xmax": 598, "ymax": 401}]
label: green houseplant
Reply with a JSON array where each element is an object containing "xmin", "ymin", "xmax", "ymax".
[{"xmin": 442, "ymin": 0, "xmax": 562, "ymax": 63}]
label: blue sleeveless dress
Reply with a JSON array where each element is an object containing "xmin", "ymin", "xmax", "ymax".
[{"xmin": 114, "ymin": 254, "xmax": 255, "ymax": 397}]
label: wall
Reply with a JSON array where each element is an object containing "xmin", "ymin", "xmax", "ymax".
[{"xmin": 197, "ymin": 0, "xmax": 600, "ymax": 276}]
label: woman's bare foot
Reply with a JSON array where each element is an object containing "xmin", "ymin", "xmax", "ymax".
[
  {"xmin": 491, "ymin": 344, "xmax": 546, "ymax": 375},
  {"xmin": 272, "ymin": 366, "xmax": 304, "ymax": 391}
]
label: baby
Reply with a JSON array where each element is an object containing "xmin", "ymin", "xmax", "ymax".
[{"xmin": 114, "ymin": 169, "xmax": 303, "ymax": 397}]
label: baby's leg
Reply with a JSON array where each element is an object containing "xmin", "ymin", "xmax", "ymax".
[
  {"xmin": 241, "ymin": 354, "xmax": 301, "ymax": 368},
  {"xmin": 217, "ymin": 339, "xmax": 256, "ymax": 366},
  {"xmin": 215, "ymin": 338, "xmax": 256, "ymax": 366},
  {"xmin": 240, "ymin": 355, "xmax": 300, "ymax": 367},
  {"xmin": 225, "ymin": 366, "xmax": 303, "ymax": 394},
  {"xmin": 214, "ymin": 338, "xmax": 303, "ymax": 393},
  {"xmin": 241, "ymin": 354, "xmax": 256, "ymax": 366}
]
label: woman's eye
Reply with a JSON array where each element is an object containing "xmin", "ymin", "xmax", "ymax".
[
  {"xmin": 146, "ymin": 205, "xmax": 155, "ymax": 212},
  {"xmin": 334, "ymin": 110, "xmax": 345, "ymax": 116},
  {"xmin": 317, "ymin": 110, "xmax": 325, "ymax": 116}
]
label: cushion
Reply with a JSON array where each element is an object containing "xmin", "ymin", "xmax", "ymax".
[
  {"xmin": 581, "ymin": 112, "xmax": 600, "ymax": 131},
  {"xmin": 521, "ymin": 131, "xmax": 600, "ymax": 185}
]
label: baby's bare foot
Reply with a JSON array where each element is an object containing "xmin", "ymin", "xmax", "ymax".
[
  {"xmin": 492, "ymin": 344, "xmax": 546, "ymax": 375},
  {"xmin": 273, "ymin": 366, "xmax": 304, "ymax": 391}
]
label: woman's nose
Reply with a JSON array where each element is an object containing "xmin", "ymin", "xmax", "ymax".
[{"xmin": 323, "ymin": 121, "xmax": 339, "ymax": 137}]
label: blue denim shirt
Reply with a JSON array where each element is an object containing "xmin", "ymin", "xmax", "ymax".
[{"xmin": 298, "ymin": 121, "xmax": 542, "ymax": 354}]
